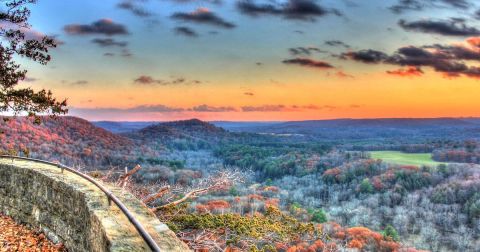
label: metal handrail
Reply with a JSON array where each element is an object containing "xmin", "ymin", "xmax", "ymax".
[{"xmin": 0, "ymin": 155, "xmax": 161, "ymax": 252}]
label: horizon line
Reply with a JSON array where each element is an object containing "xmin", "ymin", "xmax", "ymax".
[{"xmin": 86, "ymin": 116, "xmax": 480, "ymax": 123}]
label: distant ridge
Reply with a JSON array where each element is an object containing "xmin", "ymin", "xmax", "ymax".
[
  {"xmin": 90, "ymin": 117, "xmax": 480, "ymax": 143},
  {"xmin": 93, "ymin": 121, "xmax": 157, "ymax": 133},
  {"xmin": 124, "ymin": 119, "xmax": 227, "ymax": 144}
]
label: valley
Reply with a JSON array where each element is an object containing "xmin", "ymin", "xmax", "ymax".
[{"xmin": 2, "ymin": 116, "xmax": 480, "ymax": 251}]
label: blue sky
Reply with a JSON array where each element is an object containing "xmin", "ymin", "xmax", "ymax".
[{"xmin": 9, "ymin": 0, "xmax": 480, "ymax": 121}]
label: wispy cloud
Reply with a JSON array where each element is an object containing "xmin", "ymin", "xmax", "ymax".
[
  {"xmin": 64, "ymin": 19, "xmax": 129, "ymax": 36},
  {"xmin": 171, "ymin": 8, "xmax": 235, "ymax": 29},
  {"xmin": 134, "ymin": 75, "xmax": 202, "ymax": 85},
  {"xmin": 117, "ymin": 0, "xmax": 153, "ymax": 17},
  {"xmin": 387, "ymin": 66, "xmax": 424, "ymax": 77},
  {"xmin": 190, "ymin": 104, "xmax": 236, "ymax": 112},
  {"xmin": 174, "ymin": 26, "xmax": 199, "ymax": 37},
  {"xmin": 92, "ymin": 38, "xmax": 128, "ymax": 47},
  {"xmin": 282, "ymin": 58, "xmax": 334, "ymax": 69}
]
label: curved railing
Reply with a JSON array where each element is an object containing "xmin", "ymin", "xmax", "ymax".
[{"xmin": 0, "ymin": 155, "xmax": 161, "ymax": 252}]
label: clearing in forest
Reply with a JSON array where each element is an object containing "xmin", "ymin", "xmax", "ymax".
[{"xmin": 370, "ymin": 151, "xmax": 444, "ymax": 166}]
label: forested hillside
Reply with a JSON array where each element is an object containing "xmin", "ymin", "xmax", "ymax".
[
  {"xmin": 0, "ymin": 117, "xmax": 134, "ymax": 167},
  {"xmin": 2, "ymin": 116, "xmax": 480, "ymax": 251}
]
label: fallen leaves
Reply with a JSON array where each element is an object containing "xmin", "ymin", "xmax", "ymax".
[{"xmin": 0, "ymin": 213, "xmax": 66, "ymax": 252}]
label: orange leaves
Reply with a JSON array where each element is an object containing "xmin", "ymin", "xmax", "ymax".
[
  {"xmin": 348, "ymin": 239, "xmax": 363, "ymax": 249},
  {"xmin": 265, "ymin": 198, "xmax": 280, "ymax": 208},
  {"xmin": 196, "ymin": 200, "xmax": 231, "ymax": 213},
  {"xmin": 248, "ymin": 194, "xmax": 264, "ymax": 201},
  {"xmin": 346, "ymin": 226, "xmax": 383, "ymax": 243},
  {"xmin": 305, "ymin": 240, "xmax": 324, "ymax": 251},
  {"xmin": 206, "ymin": 200, "xmax": 230, "ymax": 210},
  {"xmin": 345, "ymin": 226, "xmax": 400, "ymax": 251},
  {"xmin": 379, "ymin": 240, "xmax": 401, "ymax": 251},
  {"xmin": 286, "ymin": 245, "xmax": 298, "ymax": 252},
  {"xmin": 0, "ymin": 214, "xmax": 65, "ymax": 252},
  {"xmin": 262, "ymin": 186, "xmax": 280, "ymax": 193},
  {"xmin": 323, "ymin": 167, "xmax": 341, "ymax": 176},
  {"xmin": 334, "ymin": 230, "xmax": 346, "ymax": 240}
]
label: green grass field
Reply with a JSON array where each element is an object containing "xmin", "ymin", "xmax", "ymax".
[{"xmin": 370, "ymin": 151, "xmax": 444, "ymax": 166}]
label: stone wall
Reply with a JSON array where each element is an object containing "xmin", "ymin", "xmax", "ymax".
[{"xmin": 0, "ymin": 158, "xmax": 190, "ymax": 252}]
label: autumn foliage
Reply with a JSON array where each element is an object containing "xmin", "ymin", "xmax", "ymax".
[{"xmin": 0, "ymin": 213, "xmax": 65, "ymax": 251}]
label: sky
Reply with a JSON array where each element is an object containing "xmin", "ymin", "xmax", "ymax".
[{"xmin": 8, "ymin": 0, "xmax": 480, "ymax": 121}]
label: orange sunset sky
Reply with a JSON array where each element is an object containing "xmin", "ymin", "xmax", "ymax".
[{"xmin": 15, "ymin": 0, "xmax": 480, "ymax": 121}]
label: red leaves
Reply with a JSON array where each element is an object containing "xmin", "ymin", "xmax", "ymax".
[{"xmin": 0, "ymin": 213, "xmax": 65, "ymax": 251}]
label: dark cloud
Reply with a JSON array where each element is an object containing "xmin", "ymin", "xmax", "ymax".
[
  {"xmin": 441, "ymin": 0, "xmax": 470, "ymax": 9},
  {"xmin": 390, "ymin": 0, "xmax": 427, "ymax": 13},
  {"xmin": 92, "ymin": 38, "xmax": 128, "ymax": 47},
  {"xmin": 390, "ymin": 0, "xmax": 470, "ymax": 14},
  {"xmin": 341, "ymin": 49, "xmax": 389, "ymax": 64},
  {"xmin": 399, "ymin": 19, "xmax": 480, "ymax": 37},
  {"xmin": 134, "ymin": 75, "xmax": 202, "ymax": 85},
  {"xmin": 241, "ymin": 105, "xmax": 287, "ymax": 112},
  {"xmin": 475, "ymin": 9, "xmax": 480, "ymax": 20},
  {"xmin": 341, "ymin": 37, "xmax": 480, "ymax": 79},
  {"xmin": 289, "ymin": 47, "xmax": 326, "ymax": 55},
  {"xmin": 237, "ymin": 0, "xmax": 334, "ymax": 21},
  {"xmin": 244, "ymin": 92, "xmax": 255, "ymax": 96},
  {"xmin": 191, "ymin": 104, "xmax": 236, "ymax": 112},
  {"xmin": 325, "ymin": 40, "xmax": 350, "ymax": 48},
  {"xmin": 130, "ymin": 105, "xmax": 182, "ymax": 113},
  {"xmin": 241, "ymin": 104, "xmax": 325, "ymax": 112},
  {"xmin": 282, "ymin": 58, "xmax": 334, "ymax": 69},
  {"xmin": 174, "ymin": 26, "xmax": 199, "ymax": 37},
  {"xmin": 134, "ymin": 75, "xmax": 160, "ymax": 85},
  {"xmin": 171, "ymin": 8, "xmax": 235, "ymax": 29},
  {"xmin": 104, "ymin": 52, "xmax": 115, "ymax": 57},
  {"xmin": 117, "ymin": 0, "xmax": 153, "ymax": 17},
  {"xmin": 64, "ymin": 19, "xmax": 128, "ymax": 36}
]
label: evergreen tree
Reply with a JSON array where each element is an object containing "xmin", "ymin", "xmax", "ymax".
[
  {"xmin": 1, "ymin": 0, "xmax": 67, "ymax": 123},
  {"xmin": 311, "ymin": 209, "xmax": 327, "ymax": 223},
  {"xmin": 360, "ymin": 178, "xmax": 374, "ymax": 194},
  {"xmin": 383, "ymin": 224, "xmax": 399, "ymax": 241}
]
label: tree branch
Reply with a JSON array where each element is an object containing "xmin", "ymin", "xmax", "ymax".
[{"xmin": 143, "ymin": 185, "xmax": 171, "ymax": 205}]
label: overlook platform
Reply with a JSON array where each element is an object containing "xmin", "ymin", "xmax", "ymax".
[{"xmin": 0, "ymin": 158, "xmax": 190, "ymax": 252}]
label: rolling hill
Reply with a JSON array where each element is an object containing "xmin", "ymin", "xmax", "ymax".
[{"xmin": 0, "ymin": 116, "xmax": 135, "ymax": 167}]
